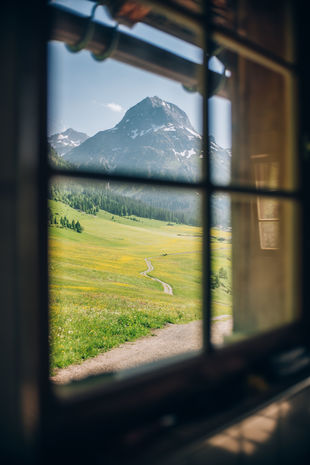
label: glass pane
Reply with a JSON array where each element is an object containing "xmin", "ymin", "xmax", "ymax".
[
  {"xmin": 211, "ymin": 193, "xmax": 300, "ymax": 347},
  {"xmin": 48, "ymin": 178, "xmax": 202, "ymax": 383},
  {"xmin": 210, "ymin": 194, "xmax": 232, "ymax": 346},
  {"xmin": 210, "ymin": 0, "xmax": 295, "ymax": 63},
  {"xmin": 48, "ymin": 8, "xmax": 203, "ymax": 182},
  {"xmin": 208, "ymin": 46, "xmax": 297, "ymax": 190}
]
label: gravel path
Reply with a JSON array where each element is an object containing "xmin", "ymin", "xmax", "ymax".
[
  {"xmin": 51, "ymin": 316, "xmax": 232, "ymax": 384},
  {"xmin": 141, "ymin": 257, "xmax": 173, "ymax": 295}
]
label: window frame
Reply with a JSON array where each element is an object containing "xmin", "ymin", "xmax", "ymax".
[
  {"xmin": 2, "ymin": 0, "xmax": 310, "ymax": 462},
  {"xmin": 46, "ymin": 0, "xmax": 305, "ymax": 415}
]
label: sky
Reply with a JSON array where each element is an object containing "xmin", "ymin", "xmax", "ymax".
[{"xmin": 48, "ymin": 0, "xmax": 231, "ymax": 148}]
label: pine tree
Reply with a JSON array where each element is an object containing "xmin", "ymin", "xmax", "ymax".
[{"xmin": 75, "ymin": 221, "xmax": 82, "ymax": 233}]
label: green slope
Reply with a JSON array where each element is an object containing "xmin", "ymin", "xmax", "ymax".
[{"xmin": 49, "ymin": 199, "xmax": 231, "ymax": 371}]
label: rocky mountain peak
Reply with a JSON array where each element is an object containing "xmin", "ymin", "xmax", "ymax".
[
  {"xmin": 116, "ymin": 96, "xmax": 193, "ymax": 132},
  {"xmin": 62, "ymin": 96, "xmax": 206, "ymax": 181},
  {"xmin": 48, "ymin": 128, "xmax": 89, "ymax": 157},
  {"xmin": 62, "ymin": 128, "xmax": 81, "ymax": 137}
]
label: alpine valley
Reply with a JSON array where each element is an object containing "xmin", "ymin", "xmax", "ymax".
[{"xmin": 49, "ymin": 96, "xmax": 231, "ymax": 227}]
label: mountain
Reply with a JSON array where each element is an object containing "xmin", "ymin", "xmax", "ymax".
[
  {"xmin": 209, "ymin": 135, "xmax": 231, "ymax": 186},
  {"xmin": 48, "ymin": 144, "xmax": 72, "ymax": 169},
  {"xmin": 48, "ymin": 128, "xmax": 89, "ymax": 157},
  {"xmin": 63, "ymin": 96, "xmax": 202, "ymax": 182},
  {"xmin": 60, "ymin": 96, "xmax": 231, "ymax": 226}
]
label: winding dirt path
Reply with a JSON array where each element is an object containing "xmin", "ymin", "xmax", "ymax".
[
  {"xmin": 141, "ymin": 257, "xmax": 173, "ymax": 295},
  {"xmin": 51, "ymin": 252, "xmax": 233, "ymax": 384},
  {"xmin": 51, "ymin": 316, "xmax": 232, "ymax": 384}
]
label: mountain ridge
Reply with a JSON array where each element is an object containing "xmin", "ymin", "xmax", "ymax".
[
  {"xmin": 63, "ymin": 96, "xmax": 202, "ymax": 181},
  {"xmin": 48, "ymin": 128, "xmax": 89, "ymax": 157},
  {"xmin": 51, "ymin": 96, "xmax": 231, "ymax": 226}
]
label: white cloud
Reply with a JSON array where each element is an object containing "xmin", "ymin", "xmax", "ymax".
[
  {"xmin": 105, "ymin": 102, "xmax": 124, "ymax": 113},
  {"xmin": 92, "ymin": 100, "xmax": 125, "ymax": 113}
]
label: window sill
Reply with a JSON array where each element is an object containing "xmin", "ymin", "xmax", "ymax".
[{"xmin": 42, "ymin": 321, "xmax": 308, "ymax": 463}]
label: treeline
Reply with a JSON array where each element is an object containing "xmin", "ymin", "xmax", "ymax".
[
  {"xmin": 48, "ymin": 144, "xmax": 72, "ymax": 169},
  {"xmin": 48, "ymin": 208, "xmax": 83, "ymax": 233},
  {"xmin": 112, "ymin": 184, "xmax": 201, "ymax": 226},
  {"xmin": 49, "ymin": 185, "xmax": 100, "ymax": 215},
  {"xmin": 48, "ymin": 184, "xmax": 197, "ymax": 225},
  {"xmin": 211, "ymin": 267, "xmax": 231, "ymax": 294}
]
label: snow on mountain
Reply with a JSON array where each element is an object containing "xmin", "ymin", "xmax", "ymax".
[
  {"xmin": 60, "ymin": 97, "xmax": 231, "ymax": 226},
  {"xmin": 64, "ymin": 96, "xmax": 203, "ymax": 181},
  {"xmin": 48, "ymin": 128, "xmax": 89, "ymax": 157}
]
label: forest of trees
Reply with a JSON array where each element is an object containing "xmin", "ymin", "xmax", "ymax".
[
  {"xmin": 48, "ymin": 183, "xmax": 198, "ymax": 225},
  {"xmin": 48, "ymin": 207, "xmax": 83, "ymax": 233}
]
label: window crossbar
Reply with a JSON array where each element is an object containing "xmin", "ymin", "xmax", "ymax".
[{"xmin": 48, "ymin": 166, "xmax": 301, "ymax": 200}]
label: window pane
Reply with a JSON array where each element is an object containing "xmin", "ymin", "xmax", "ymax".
[
  {"xmin": 48, "ymin": 178, "xmax": 202, "ymax": 383},
  {"xmin": 208, "ymin": 46, "xmax": 297, "ymax": 190},
  {"xmin": 210, "ymin": 0, "xmax": 295, "ymax": 63},
  {"xmin": 211, "ymin": 193, "xmax": 300, "ymax": 347},
  {"xmin": 48, "ymin": 17, "xmax": 203, "ymax": 182},
  {"xmin": 210, "ymin": 194, "xmax": 232, "ymax": 345}
]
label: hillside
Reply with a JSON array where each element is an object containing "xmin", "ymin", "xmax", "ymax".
[
  {"xmin": 49, "ymin": 197, "xmax": 231, "ymax": 370},
  {"xmin": 48, "ymin": 144, "xmax": 72, "ymax": 168},
  {"xmin": 49, "ymin": 182, "xmax": 200, "ymax": 225},
  {"xmin": 49, "ymin": 199, "xmax": 203, "ymax": 369}
]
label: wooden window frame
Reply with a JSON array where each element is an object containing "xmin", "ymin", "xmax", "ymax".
[{"xmin": 1, "ymin": 1, "xmax": 310, "ymax": 463}]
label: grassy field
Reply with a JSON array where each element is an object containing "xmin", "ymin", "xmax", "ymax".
[
  {"xmin": 49, "ymin": 199, "xmax": 231, "ymax": 371},
  {"xmin": 211, "ymin": 227, "xmax": 232, "ymax": 315}
]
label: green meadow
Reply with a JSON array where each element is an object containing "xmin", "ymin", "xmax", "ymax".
[{"xmin": 49, "ymin": 199, "xmax": 231, "ymax": 371}]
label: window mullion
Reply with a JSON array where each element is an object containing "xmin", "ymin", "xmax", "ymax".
[{"xmin": 202, "ymin": 0, "xmax": 212, "ymax": 353}]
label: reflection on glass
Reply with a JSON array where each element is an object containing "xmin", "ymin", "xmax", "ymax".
[
  {"xmin": 253, "ymin": 156, "xmax": 279, "ymax": 189},
  {"xmin": 210, "ymin": 0, "xmax": 295, "ymax": 63},
  {"xmin": 257, "ymin": 197, "xmax": 279, "ymax": 220},
  {"xmin": 211, "ymin": 193, "xmax": 300, "ymax": 346},
  {"xmin": 49, "ymin": 178, "xmax": 202, "ymax": 383},
  {"xmin": 258, "ymin": 221, "xmax": 279, "ymax": 250},
  {"xmin": 208, "ymin": 43, "xmax": 297, "ymax": 190}
]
